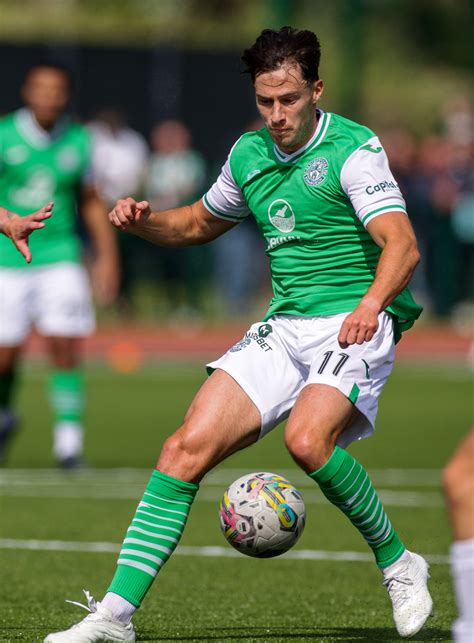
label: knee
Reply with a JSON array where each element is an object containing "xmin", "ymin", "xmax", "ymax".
[
  {"xmin": 159, "ymin": 428, "xmax": 196, "ymax": 471},
  {"xmin": 443, "ymin": 455, "xmax": 474, "ymax": 506},
  {"xmin": 157, "ymin": 415, "xmax": 212, "ymax": 482},
  {"xmin": 284, "ymin": 422, "xmax": 334, "ymax": 472},
  {"xmin": 443, "ymin": 449, "xmax": 474, "ymax": 510}
]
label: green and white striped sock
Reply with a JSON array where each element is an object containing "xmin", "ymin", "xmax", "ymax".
[
  {"xmin": 49, "ymin": 369, "xmax": 84, "ymax": 423},
  {"xmin": 107, "ymin": 470, "xmax": 199, "ymax": 607},
  {"xmin": 310, "ymin": 446, "xmax": 405, "ymax": 568}
]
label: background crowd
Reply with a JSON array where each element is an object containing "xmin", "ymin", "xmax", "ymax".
[{"xmin": 84, "ymin": 99, "xmax": 473, "ymax": 324}]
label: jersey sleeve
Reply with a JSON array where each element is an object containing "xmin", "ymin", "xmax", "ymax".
[
  {"xmin": 202, "ymin": 155, "xmax": 250, "ymax": 223},
  {"xmin": 340, "ymin": 136, "xmax": 407, "ymax": 228}
]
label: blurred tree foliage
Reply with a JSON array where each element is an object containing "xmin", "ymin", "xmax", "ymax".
[{"xmin": 0, "ymin": 0, "xmax": 471, "ymax": 133}]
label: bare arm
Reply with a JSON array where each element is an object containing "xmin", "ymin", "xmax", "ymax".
[
  {"xmin": 0, "ymin": 202, "xmax": 53, "ymax": 263},
  {"xmin": 81, "ymin": 185, "xmax": 120, "ymax": 305},
  {"xmin": 338, "ymin": 212, "xmax": 420, "ymax": 347},
  {"xmin": 109, "ymin": 197, "xmax": 236, "ymax": 246}
]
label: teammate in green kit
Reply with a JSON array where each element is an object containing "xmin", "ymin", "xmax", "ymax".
[
  {"xmin": 45, "ymin": 28, "xmax": 432, "ymax": 641},
  {"xmin": 0, "ymin": 62, "xmax": 119, "ymax": 467}
]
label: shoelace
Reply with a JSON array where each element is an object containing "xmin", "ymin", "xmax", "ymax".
[
  {"xmin": 65, "ymin": 589, "xmax": 98, "ymax": 614},
  {"xmin": 383, "ymin": 573, "xmax": 414, "ymax": 608}
]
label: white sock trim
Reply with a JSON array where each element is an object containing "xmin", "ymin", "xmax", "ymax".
[
  {"xmin": 381, "ymin": 549, "xmax": 411, "ymax": 575},
  {"xmin": 101, "ymin": 592, "xmax": 136, "ymax": 625}
]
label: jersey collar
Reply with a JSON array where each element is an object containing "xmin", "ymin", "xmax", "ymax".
[
  {"xmin": 15, "ymin": 108, "xmax": 69, "ymax": 148},
  {"xmin": 273, "ymin": 109, "xmax": 331, "ymax": 164}
]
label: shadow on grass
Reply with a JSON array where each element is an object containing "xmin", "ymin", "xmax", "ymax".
[{"xmin": 137, "ymin": 625, "xmax": 451, "ymax": 641}]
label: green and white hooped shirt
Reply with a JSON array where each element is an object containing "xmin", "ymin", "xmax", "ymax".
[{"xmin": 203, "ymin": 110, "xmax": 422, "ymax": 339}]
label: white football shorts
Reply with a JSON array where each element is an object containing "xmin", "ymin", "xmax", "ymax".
[
  {"xmin": 207, "ymin": 312, "xmax": 395, "ymax": 447},
  {"xmin": 0, "ymin": 262, "xmax": 95, "ymax": 345}
]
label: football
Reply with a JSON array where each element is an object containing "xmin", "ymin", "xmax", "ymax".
[{"xmin": 219, "ymin": 471, "xmax": 306, "ymax": 558}]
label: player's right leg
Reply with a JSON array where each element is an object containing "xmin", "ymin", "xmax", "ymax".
[
  {"xmin": 44, "ymin": 368, "xmax": 261, "ymax": 642},
  {"xmin": 0, "ymin": 267, "xmax": 33, "ymax": 463},
  {"xmin": 0, "ymin": 346, "xmax": 21, "ymax": 463}
]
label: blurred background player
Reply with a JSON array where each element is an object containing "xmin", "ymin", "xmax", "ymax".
[
  {"xmin": 0, "ymin": 62, "xmax": 120, "ymax": 467},
  {"xmin": 443, "ymin": 429, "xmax": 474, "ymax": 643},
  {"xmin": 87, "ymin": 109, "xmax": 148, "ymax": 317}
]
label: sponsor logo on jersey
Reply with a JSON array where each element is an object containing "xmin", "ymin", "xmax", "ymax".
[
  {"xmin": 230, "ymin": 336, "xmax": 252, "ymax": 352},
  {"xmin": 246, "ymin": 169, "xmax": 261, "ymax": 181},
  {"xmin": 265, "ymin": 234, "xmax": 301, "ymax": 251},
  {"xmin": 4, "ymin": 145, "xmax": 29, "ymax": 165},
  {"xmin": 303, "ymin": 157, "xmax": 328, "ymax": 186},
  {"xmin": 10, "ymin": 170, "xmax": 55, "ymax": 209},
  {"xmin": 360, "ymin": 143, "xmax": 383, "ymax": 153},
  {"xmin": 57, "ymin": 147, "xmax": 81, "ymax": 172},
  {"xmin": 268, "ymin": 199, "xmax": 295, "ymax": 233},
  {"xmin": 258, "ymin": 323, "xmax": 272, "ymax": 338},
  {"xmin": 229, "ymin": 329, "xmax": 273, "ymax": 353},
  {"xmin": 365, "ymin": 180, "xmax": 399, "ymax": 195}
]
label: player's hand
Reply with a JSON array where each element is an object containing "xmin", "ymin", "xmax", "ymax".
[
  {"xmin": 338, "ymin": 300, "xmax": 380, "ymax": 348},
  {"xmin": 109, "ymin": 198, "xmax": 151, "ymax": 230},
  {"xmin": 0, "ymin": 202, "xmax": 53, "ymax": 263}
]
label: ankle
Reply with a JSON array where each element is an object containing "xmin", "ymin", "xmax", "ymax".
[
  {"xmin": 381, "ymin": 549, "xmax": 411, "ymax": 575},
  {"xmin": 101, "ymin": 592, "xmax": 136, "ymax": 625}
]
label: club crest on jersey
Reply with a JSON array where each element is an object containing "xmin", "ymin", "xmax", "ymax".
[
  {"xmin": 268, "ymin": 199, "xmax": 295, "ymax": 233},
  {"xmin": 303, "ymin": 157, "xmax": 328, "ymax": 186}
]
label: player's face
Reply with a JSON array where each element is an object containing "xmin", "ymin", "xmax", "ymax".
[
  {"xmin": 22, "ymin": 67, "xmax": 70, "ymax": 130},
  {"xmin": 255, "ymin": 64, "xmax": 323, "ymax": 153}
]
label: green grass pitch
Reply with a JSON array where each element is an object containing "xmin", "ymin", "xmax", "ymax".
[{"xmin": 0, "ymin": 360, "xmax": 472, "ymax": 641}]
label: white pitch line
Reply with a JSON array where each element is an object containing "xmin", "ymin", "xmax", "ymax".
[
  {"xmin": 0, "ymin": 467, "xmax": 442, "ymax": 487},
  {"xmin": 0, "ymin": 538, "xmax": 449, "ymax": 565},
  {"xmin": 0, "ymin": 485, "xmax": 444, "ymax": 507}
]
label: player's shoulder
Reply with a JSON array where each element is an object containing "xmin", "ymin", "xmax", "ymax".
[
  {"xmin": 0, "ymin": 111, "xmax": 17, "ymax": 133},
  {"xmin": 328, "ymin": 112, "xmax": 377, "ymax": 154},
  {"xmin": 230, "ymin": 128, "xmax": 269, "ymax": 158},
  {"xmin": 227, "ymin": 128, "xmax": 270, "ymax": 184}
]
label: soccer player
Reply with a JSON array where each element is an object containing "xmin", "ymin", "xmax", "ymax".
[
  {"xmin": 45, "ymin": 28, "xmax": 432, "ymax": 641},
  {"xmin": 443, "ymin": 429, "xmax": 474, "ymax": 643},
  {"xmin": 0, "ymin": 62, "xmax": 119, "ymax": 467}
]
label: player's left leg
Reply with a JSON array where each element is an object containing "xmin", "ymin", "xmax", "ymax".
[
  {"xmin": 46, "ymin": 335, "xmax": 85, "ymax": 468},
  {"xmin": 35, "ymin": 262, "xmax": 95, "ymax": 467},
  {"xmin": 285, "ymin": 384, "xmax": 432, "ymax": 638},
  {"xmin": 284, "ymin": 311, "xmax": 433, "ymax": 638}
]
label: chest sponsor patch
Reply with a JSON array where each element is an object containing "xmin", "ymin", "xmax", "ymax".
[
  {"xmin": 4, "ymin": 145, "xmax": 29, "ymax": 165},
  {"xmin": 268, "ymin": 199, "xmax": 295, "ymax": 233},
  {"xmin": 303, "ymin": 157, "xmax": 328, "ymax": 186}
]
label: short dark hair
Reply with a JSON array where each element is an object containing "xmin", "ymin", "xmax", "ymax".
[{"xmin": 241, "ymin": 27, "xmax": 321, "ymax": 84}]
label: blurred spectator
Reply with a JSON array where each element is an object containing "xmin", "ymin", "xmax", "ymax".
[
  {"xmin": 419, "ymin": 131, "xmax": 473, "ymax": 318},
  {"xmin": 145, "ymin": 120, "xmax": 208, "ymax": 318},
  {"xmin": 87, "ymin": 109, "xmax": 149, "ymax": 316},
  {"xmin": 212, "ymin": 118, "xmax": 270, "ymax": 317},
  {"xmin": 88, "ymin": 109, "xmax": 148, "ymax": 205},
  {"xmin": 382, "ymin": 128, "xmax": 433, "ymax": 309}
]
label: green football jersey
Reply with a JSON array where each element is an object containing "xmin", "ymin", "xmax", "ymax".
[
  {"xmin": 0, "ymin": 108, "xmax": 91, "ymax": 267},
  {"xmin": 203, "ymin": 111, "xmax": 422, "ymax": 339}
]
